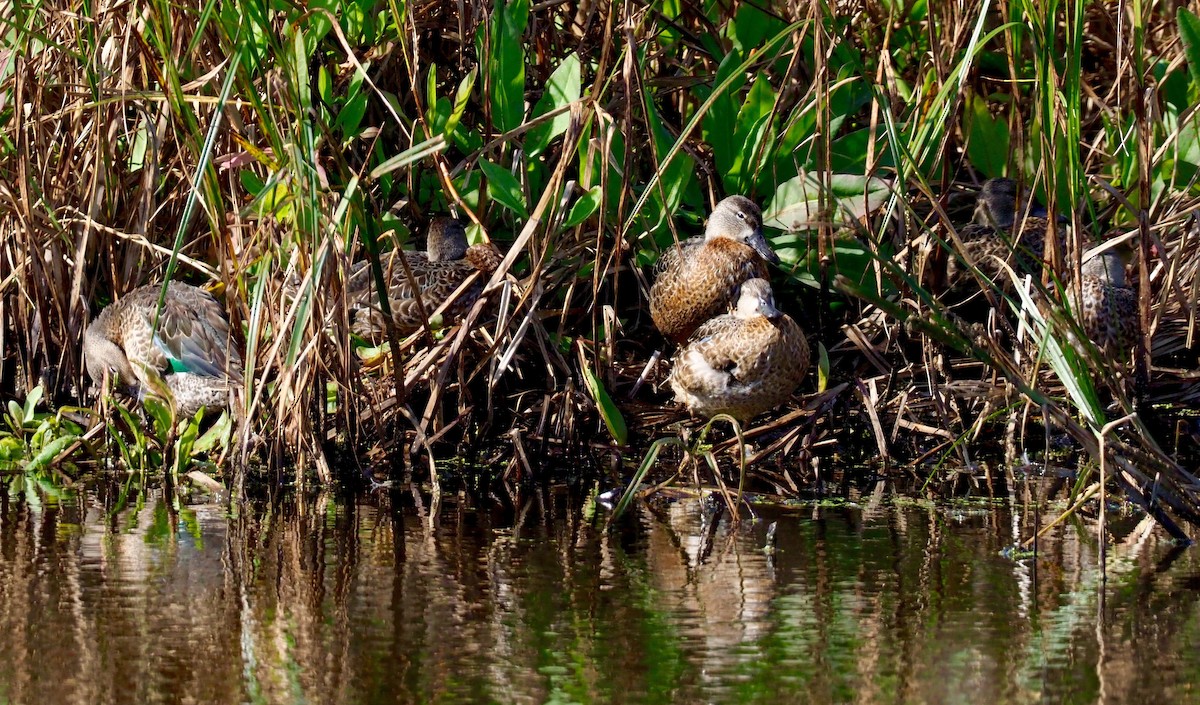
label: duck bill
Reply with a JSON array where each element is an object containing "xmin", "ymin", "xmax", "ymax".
[
  {"xmin": 747, "ymin": 229, "xmax": 780, "ymax": 265},
  {"xmin": 760, "ymin": 298, "xmax": 783, "ymax": 321}
]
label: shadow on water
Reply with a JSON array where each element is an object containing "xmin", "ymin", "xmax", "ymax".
[{"xmin": 0, "ymin": 474, "xmax": 1198, "ymax": 705}]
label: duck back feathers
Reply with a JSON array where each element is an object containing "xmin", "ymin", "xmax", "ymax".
[
  {"xmin": 668, "ymin": 279, "xmax": 809, "ymax": 422},
  {"xmin": 649, "ymin": 196, "xmax": 778, "ymax": 343},
  {"xmin": 83, "ymin": 281, "xmax": 242, "ymax": 416}
]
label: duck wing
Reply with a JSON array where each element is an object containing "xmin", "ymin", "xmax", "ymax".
[
  {"xmin": 150, "ymin": 283, "xmax": 242, "ymax": 382},
  {"xmin": 654, "ymin": 236, "xmax": 705, "ymax": 276}
]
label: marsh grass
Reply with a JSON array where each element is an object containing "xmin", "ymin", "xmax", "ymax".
[{"xmin": 3, "ymin": 0, "xmax": 1200, "ymax": 534}]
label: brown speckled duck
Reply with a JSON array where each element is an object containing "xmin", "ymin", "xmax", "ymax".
[
  {"xmin": 1072, "ymin": 241, "xmax": 1138, "ymax": 362},
  {"xmin": 948, "ymin": 178, "xmax": 1054, "ymax": 291},
  {"xmin": 83, "ymin": 281, "xmax": 243, "ymax": 417},
  {"xmin": 350, "ymin": 217, "xmax": 503, "ymax": 340},
  {"xmin": 668, "ymin": 278, "xmax": 809, "ymax": 422},
  {"xmin": 649, "ymin": 195, "xmax": 779, "ymax": 344}
]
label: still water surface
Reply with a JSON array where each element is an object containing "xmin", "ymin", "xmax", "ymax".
[{"xmin": 0, "ymin": 477, "xmax": 1197, "ymax": 704}]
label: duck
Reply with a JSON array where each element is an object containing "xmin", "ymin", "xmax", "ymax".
[
  {"xmin": 83, "ymin": 281, "xmax": 243, "ymax": 418},
  {"xmin": 668, "ymin": 278, "xmax": 809, "ymax": 422},
  {"xmin": 349, "ymin": 217, "xmax": 503, "ymax": 341},
  {"xmin": 649, "ymin": 195, "xmax": 779, "ymax": 344},
  {"xmin": 1071, "ymin": 240, "xmax": 1138, "ymax": 362},
  {"xmin": 948, "ymin": 178, "xmax": 1056, "ymax": 291}
]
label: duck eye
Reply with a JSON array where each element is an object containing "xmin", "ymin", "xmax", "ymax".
[{"xmin": 736, "ymin": 211, "xmax": 746, "ymax": 220}]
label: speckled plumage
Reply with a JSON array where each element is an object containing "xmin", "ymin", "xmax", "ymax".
[
  {"xmin": 948, "ymin": 178, "xmax": 1053, "ymax": 290},
  {"xmin": 83, "ymin": 281, "xmax": 242, "ymax": 417},
  {"xmin": 350, "ymin": 218, "xmax": 502, "ymax": 340},
  {"xmin": 1073, "ymin": 248, "xmax": 1138, "ymax": 361},
  {"xmin": 668, "ymin": 279, "xmax": 809, "ymax": 422},
  {"xmin": 649, "ymin": 196, "xmax": 779, "ymax": 344}
]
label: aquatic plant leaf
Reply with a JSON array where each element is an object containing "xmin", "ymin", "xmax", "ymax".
[
  {"xmin": 484, "ymin": 0, "xmax": 529, "ymax": 133},
  {"xmin": 727, "ymin": 2, "xmax": 786, "ymax": 54},
  {"xmin": 763, "ymin": 173, "xmax": 891, "ymax": 231},
  {"xmin": 443, "ymin": 67, "xmax": 477, "ymax": 139},
  {"xmin": 30, "ymin": 418, "xmax": 52, "ymax": 449},
  {"xmin": 22, "ymin": 384, "xmax": 43, "ymax": 423},
  {"xmin": 25, "ymin": 435, "xmax": 77, "ymax": 472},
  {"xmin": 563, "ymin": 186, "xmax": 601, "ymax": 228},
  {"xmin": 643, "ymin": 91, "xmax": 694, "ymax": 221},
  {"xmin": 1173, "ymin": 118, "xmax": 1200, "ymax": 188},
  {"xmin": 526, "ymin": 53, "xmax": 580, "ymax": 156},
  {"xmin": 370, "ymin": 135, "xmax": 447, "ymax": 180},
  {"xmin": 817, "ymin": 343, "xmax": 830, "ymax": 394},
  {"xmin": 0, "ymin": 437, "xmax": 23, "ymax": 462},
  {"xmin": 1179, "ymin": 8, "xmax": 1200, "ymax": 91},
  {"xmin": 172, "ymin": 413, "xmax": 202, "ymax": 476},
  {"xmin": 721, "ymin": 74, "xmax": 776, "ymax": 193},
  {"xmin": 143, "ymin": 397, "xmax": 175, "ymax": 443},
  {"xmin": 964, "ymin": 94, "xmax": 1010, "ymax": 179},
  {"xmin": 335, "ymin": 90, "xmax": 368, "ymax": 138},
  {"xmin": 193, "ymin": 412, "xmax": 232, "ymax": 454},
  {"xmin": 612, "ymin": 437, "xmax": 682, "ymax": 521},
  {"xmin": 580, "ymin": 357, "xmax": 628, "ymax": 446},
  {"xmin": 996, "ymin": 260, "xmax": 1104, "ymax": 428},
  {"xmin": 479, "ymin": 159, "xmax": 529, "ymax": 218}
]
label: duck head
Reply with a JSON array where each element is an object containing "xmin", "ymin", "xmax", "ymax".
[
  {"xmin": 83, "ymin": 318, "xmax": 139, "ymax": 395},
  {"xmin": 1082, "ymin": 235, "xmax": 1135, "ymax": 286},
  {"xmin": 734, "ymin": 278, "xmax": 783, "ymax": 321},
  {"xmin": 972, "ymin": 178, "xmax": 1020, "ymax": 229},
  {"xmin": 425, "ymin": 217, "xmax": 469, "ymax": 261},
  {"xmin": 706, "ymin": 195, "xmax": 779, "ymax": 266}
]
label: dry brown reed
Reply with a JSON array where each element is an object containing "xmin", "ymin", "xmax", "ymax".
[{"xmin": 3, "ymin": 0, "xmax": 1200, "ymax": 537}]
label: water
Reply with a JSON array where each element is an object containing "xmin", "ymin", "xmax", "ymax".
[{"xmin": 0, "ymin": 476, "xmax": 1197, "ymax": 704}]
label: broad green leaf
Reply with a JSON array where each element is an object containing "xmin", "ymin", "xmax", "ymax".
[
  {"xmin": 239, "ymin": 170, "xmax": 265, "ymax": 196},
  {"xmin": 831, "ymin": 125, "xmax": 895, "ymax": 172},
  {"xmin": 128, "ymin": 116, "xmax": 150, "ymax": 171},
  {"xmin": 0, "ymin": 437, "xmax": 22, "ymax": 462},
  {"xmin": 250, "ymin": 182, "xmax": 293, "ymax": 220},
  {"xmin": 443, "ymin": 67, "xmax": 477, "ymax": 138},
  {"xmin": 172, "ymin": 414, "xmax": 202, "ymax": 475},
  {"xmin": 1172, "ymin": 115, "xmax": 1200, "ymax": 188},
  {"xmin": 563, "ymin": 186, "xmax": 601, "ymax": 228},
  {"xmin": 335, "ymin": 91, "xmax": 368, "ymax": 138},
  {"xmin": 426, "ymin": 63, "xmax": 438, "ymax": 111},
  {"xmin": 25, "ymin": 435, "xmax": 77, "ymax": 472},
  {"xmin": 964, "ymin": 94, "xmax": 1010, "ymax": 178},
  {"xmin": 479, "ymin": 159, "xmax": 528, "ymax": 218},
  {"xmin": 485, "ymin": 0, "xmax": 529, "ymax": 133},
  {"xmin": 1179, "ymin": 8, "xmax": 1200, "ymax": 91},
  {"xmin": 194, "ymin": 412, "xmax": 232, "ymax": 454},
  {"xmin": 143, "ymin": 397, "xmax": 174, "ymax": 442},
  {"xmin": 722, "ymin": 74, "xmax": 776, "ymax": 193},
  {"xmin": 817, "ymin": 343, "xmax": 830, "ymax": 393},
  {"xmin": 700, "ymin": 50, "xmax": 747, "ymax": 149},
  {"xmin": 318, "ymin": 65, "xmax": 333, "ymax": 107},
  {"xmin": 23, "ymin": 384, "xmax": 43, "ymax": 422},
  {"xmin": 763, "ymin": 173, "xmax": 891, "ymax": 231},
  {"xmin": 727, "ymin": 2, "xmax": 786, "ymax": 53},
  {"xmin": 643, "ymin": 93, "xmax": 694, "ymax": 226},
  {"xmin": 300, "ymin": 0, "xmax": 335, "ymax": 58},
  {"xmin": 580, "ymin": 358, "xmax": 628, "ymax": 446},
  {"xmin": 114, "ymin": 404, "xmax": 145, "ymax": 450},
  {"xmin": 31, "ymin": 418, "xmax": 51, "ymax": 448},
  {"xmin": 525, "ymin": 54, "xmax": 581, "ymax": 156},
  {"xmin": 430, "ymin": 96, "xmax": 454, "ymax": 137},
  {"xmin": 370, "ymin": 135, "xmax": 447, "ymax": 180},
  {"xmin": 292, "ymin": 27, "xmax": 310, "ymax": 111}
]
